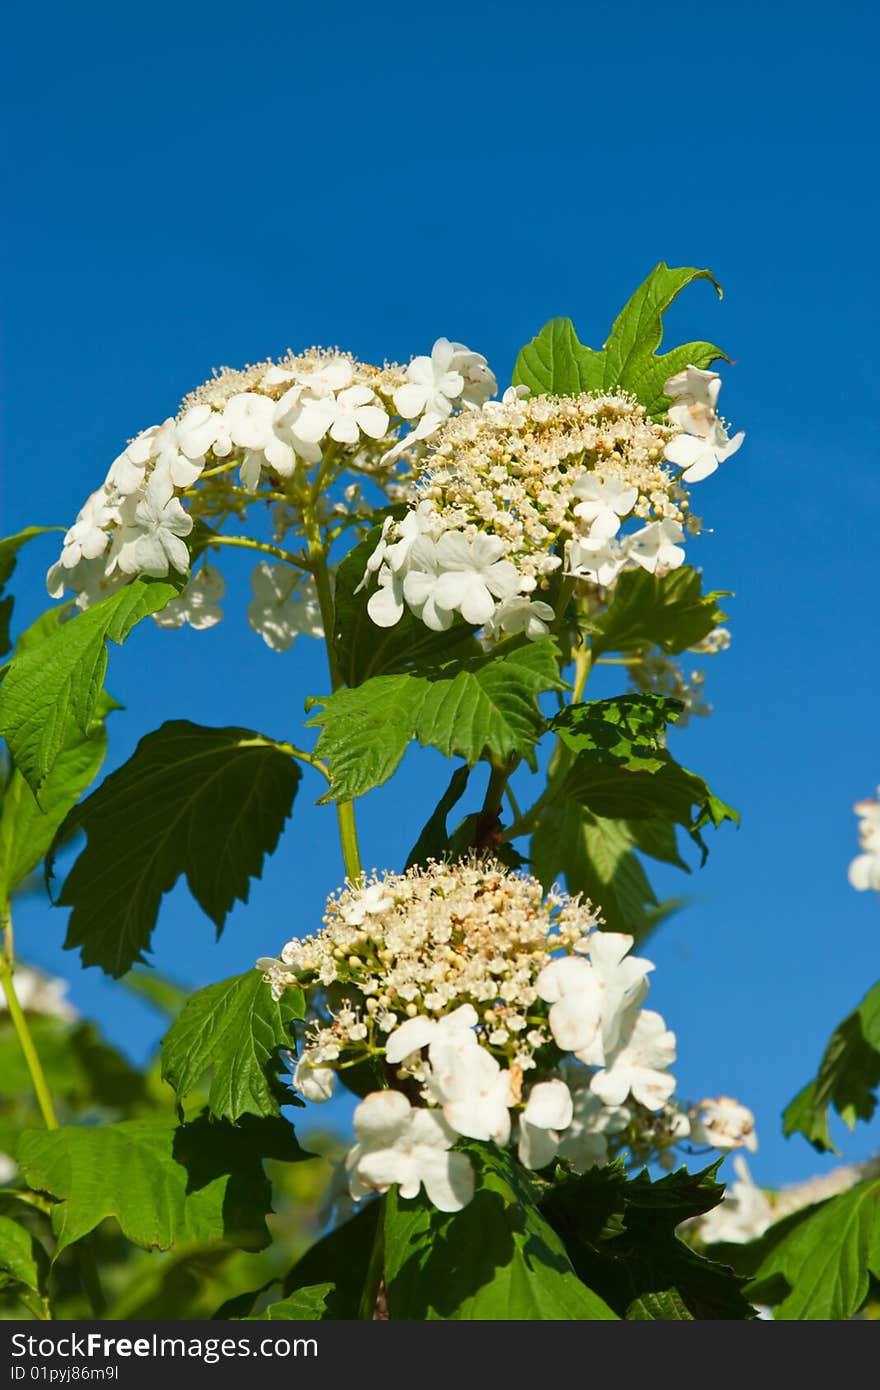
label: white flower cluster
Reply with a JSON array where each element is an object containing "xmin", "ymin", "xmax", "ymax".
[
  {"xmin": 45, "ymin": 339, "xmax": 496, "ymax": 640},
  {"xmin": 848, "ymin": 790, "xmax": 880, "ymax": 893},
  {"xmin": 258, "ymin": 861, "xmax": 755, "ymax": 1212},
  {"xmin": 359, "ymin": 368, "xmax": 743, "ymax": 642}
]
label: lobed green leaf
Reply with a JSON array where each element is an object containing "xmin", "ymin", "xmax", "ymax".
[
  {"xmin": 161, "ymin": 970, "xmax": 305, "ymax": 1121},
  {"xmin": 55, "ymin": 721, "xmax": 301, "ymax": 977}
]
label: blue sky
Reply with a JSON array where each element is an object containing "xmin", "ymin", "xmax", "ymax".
[{"xmin": 2, "ymin": 0, "xmax": 878, "ymax": 1188}]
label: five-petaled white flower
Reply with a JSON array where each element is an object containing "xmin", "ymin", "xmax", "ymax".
[
  {"xmin": 111, "ymin": 472, "xmax": 193, "ymax": 577},
  {"xmin": 295, "ymin": 385, "xmax": 390, "ymax": 446},
  {"xmin": 695, "ymin": 1156, "xmax": 772, "ymax": 1246},
  {"xmin": 448, "ymin": 342, "xmax": 498, "ymax": 408},
  {"xmin": 58, "ymin": 487, "xmax": 115, "ymax": 568},
  {"xmin": 590, "ymin": 1009, "xmax": 676, "ymax": 1111},
  {"xmin": 586, "ymin": 932, "xmax": 654, "ymax": 1057},
  {"xmin": 393, "ymin": 339, "xmax": 465, "ymax": 420},
  {"xmin": 428, "ymin": 533, "xmax": 520, "ymax": 627},
  {"xmin": 346, "ymin": 1091, "xmax": 474, "ymax": 1212},
  {"xmin": 153, "ymin": 563, "xmax": 225, "ymax": 630},
  {"xmin": 567, "ymin": 536, "xmax": 627, "ymax": 587},
  {"xmin": 571, "ymin": 474, "xmax": 639, "ymax": 540},
  {"xmin": 625, "ymin": 520, "xmax": 686, "ymax": 574},
  {"xmin": 247, "ymin": 563, "xmax": 324, "ymax": 652},
  {"xmin": 517, "ymin": 1079, "xmax": 574, "ymax": 1170}
]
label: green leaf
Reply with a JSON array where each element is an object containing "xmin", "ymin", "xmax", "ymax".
[
  {"xmin": 783, "ymin": 982, "xmax": 880, "ymax": 1153},
  {"xmin": 16, "ymin": 1114, "xmax": 307, "ymax": 1255},
  {"xmin": 588, "ymin": 567, "xmax": 730, "ymax": 657},
  {"xmin": 512, "ymin": 317, "xmax": 604, "ymax": 397},
  {"xmin": 383, "ymin": 1144, "xmax": 618, "ymax": 1320},
  {"xmin": 55, "ymin": 721, "xmax": 302, "ymax": 976},
  {"xmin": 405, "ymin": 765, "xmax": 471, "ymax": 868},
  {"xmin": 243, "ymin": 1285, "xmax": 333, "ymax": 1320},
  {"xmin": 0, "ymin": 693, "xmax": 116, "ymax": 902},
  {"xmin": 283, "ymin": 1200, "xmax": 381, "ymax": 1319},
  {"xmin": 601, "ymin": 264, "xmax": 728, "ymax": 416},
  {"xmin": 311, "ymin": 639, "xmax": 566, "ymax": 803},
  {"xmin": 531, "ymin": 801, "xmax": 684, "ymax": 942},
  {"xmin": 551, "ymin": 693, "xmax": 683, "ymax": 769},
  {"xmin": 748, "ymin": 1177, "xmax": 880, "ymax": 1320},
  {"xmin": 513, "ymin": 265, "xmax": 729, "ymax": 417},
  {"xmin": 0, "ymin": 1213, "xmax": 49, "ymax": 1297},
  {"xmin": 627, "ymin": 1288, "xmax": 694, "ymax": 1319},
  {"xmin": 161, "ymin": 970, "xmax": 305, "ymax": 1121},
  {"xmin": 332, "ymin": 524, "xmax": 481, "ymax": 686},
  {"xmin": 562, "ymin": 754, "xmax": 737, "ymax": 863},
  {"xmin": 0, "ymin": 577, "xmax": 177, "ymax": 792},
  {"xmin": 0, "ymin": 527, "xmax": 61, "ymax": 659},
  {"xmin": 542, "ymin": 1162, "xmax": 753, "ymax": 1320},
  {"xmin": 548, "ymin": 694, "xmax": 737, "ymax": 864}
]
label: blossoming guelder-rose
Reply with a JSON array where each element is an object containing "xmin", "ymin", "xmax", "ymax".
[{"xmin": 21, "ymin": 264, "xmax": 874, "ymax": 1323}]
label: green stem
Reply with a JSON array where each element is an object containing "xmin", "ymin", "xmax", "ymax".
[
  {"xmin": 0, "ymin": 907, "xmax": 58, "ymax": 1132},
  {"xmin": 1, "ymin": 904, "xmax": 106, "ymax": 1318},
  {"xmin": 302, "ymin": 501, "xmax": 363, "ymax": 883},
  {"xmin": 207, "ymin": 534, "xmax": 310, "ymax": 570}
]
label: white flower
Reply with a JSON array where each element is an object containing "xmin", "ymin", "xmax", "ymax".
[
  {"xmin": 590, "ymin": 1009, "xmax": 676, "ymax": 1111},
  {"xmin": 0, "ymin": 1153, "xmax": 17, "ymax": 1184},
  {"xmin": 293, "ymin": 1053, "xmax": 336, "ymax": 1103},
  {"xmin": 58, "ymin": 487, "xmax": 115, "ymax": 568},
  {"xmin": 425, "ymin": 1031, "xmax": 512, "ymax": 1143},
  {"xmin": 663, "ymin": 366, "xmax": 723, "ymax": 434},
  {"xmin": 849, "ymin": 791, "xmax": 880, "ymax": 892},
  {"xmin": 394, "ymin": 339, "xmax": 465, "ymax": 420},
  {"xmin": 428, "ymin": 533, "xmax": 520, "ymax": 627},
  {"xmin": 107, "ymin": 429, "xmax": 159, "ymax": 496},
  {"xmin": 664, "ymin": 427, "xmax": 744, "ymax": 485},
  {"xmin": 557, "ymin": 1088, "xmax": 630, "ymax": 1173},
  {"xmin": 571, "ymin": 474, "xmax": 638, "ymax": 540},
  {"xmin": 0, "ymin": 966, "xmax": 77, "ymax": 1021},
  {"xmin": 366, "ymin": 565, "xmax": 407, "ymax": 628},
  {"xmin": 295, "ymin": 385, "xmax": 390, "ymax": 446},
  {"xmin": 223, "ymin": 392, "xmax": 277, "ymax": 452},
  {"xmin": 625, "ymin": 519, "xmax": 685, "ymax": 574},
  {"xmin": 517, "ymin": 1079, "xmax": 574, "ymax": 1170},
  {"xmin": 586, "ymin": 932, "xmax": 654, "ymax": 1056},
  {"xmin": 690, "ymin": 1097, "xmax": 758, "ymax": 1153},
  {"xmin": 663, "ymin": 366, "xmax": 744, "ymax": 484},
  {"xmin": 484, "ymin": 595, "xmax": 555, "ymax": 642},
  {"xmin": 695, "ymin": 1156, "xmax": 772, "ymax": 1245},
  {"xmin": 340, "ymin": 882, "xmax": 395, "ymax": 927},
  {"xmin": 294, "ymin": 356, "xmax": 354, "ymax": 397},
  {"xmin": 401, "ymin": 536, "xmax": 456, "ymax": 631},
  {"xmin": 535, "ymin": 956, "xmax": 603, "ymax": 1055},
  {"xmin": 345, "ymin": 1090, "xmax": 474, "ymax": 1212},
  {"xmin": 567, "ymin": 536, "xmax": 627, "ymax": 587},
  {"xmin": 110, "ymin": 472, "xmax": 193, "ymax": 577},
  {"xmin": 153, "ymin": 564, "xmax": 225, "ymax": 630},
  {"xmin": 448, "ymin": 342, "xmax": 497, "ymax": 408},
  {"xmin": 247, "ymin": 563, "xmax": 324, "ymax": 652},
  {"xmin": 46, "ymin": 554, "xmax": 126, "ymax": 609},
  {"xmin": 385, "ymin": 1004, "xmax": 479, "ymax": 1066}
]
